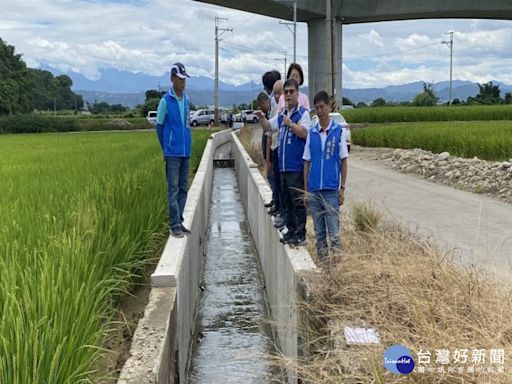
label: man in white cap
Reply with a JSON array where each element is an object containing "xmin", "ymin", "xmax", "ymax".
[{"xmin": 156, "ymin": 62, "xmax": 192, "ymax": 238}]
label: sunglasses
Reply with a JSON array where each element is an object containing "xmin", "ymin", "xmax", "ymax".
[{"xmin": 284, "ymin": 89, "xmax": 297, "ymax": 95}]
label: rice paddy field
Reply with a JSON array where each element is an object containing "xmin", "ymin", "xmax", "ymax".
[
  {"xmin": 0, "ymin": 130, "xmax": 211, "ymax": 383},
  {"xmin": 352, "ymin": 121, "xmax": 512, "ymax": 161},
  {"xmin": 343, "ymin": 105, "xmax": 512, "ymax": 123}
]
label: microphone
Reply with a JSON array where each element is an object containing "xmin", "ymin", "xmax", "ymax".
[{"xmin": 283, "ymin": 101, "xmax": 288, "ymax": 117}]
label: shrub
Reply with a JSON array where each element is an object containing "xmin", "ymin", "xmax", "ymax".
[{"xmin": 0, "ymin": 114, "xmax": 79, "ymax": 134}]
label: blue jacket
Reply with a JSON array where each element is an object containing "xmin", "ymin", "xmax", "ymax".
[
  {"xmin": 278, "ymin": 106, "xmax": 307, "ymax": 172},
  {"xmin": 156, "ymin": 89, "xmax": 191, "ymax": 157},
  {"xmin": 307, "ymin": 120, "xmax": 343, "ymax": 192}
]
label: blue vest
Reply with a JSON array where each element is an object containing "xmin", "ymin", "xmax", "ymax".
[
  {"xmin": 160, "ymin": 90, "xmax": 191, "ymax": 157},
  {"xmin": 307, "ymin": 120, "xmax": 342, "ymax": 192},
  {"xmin": 277, "ymin": 106, "xmax": 307, "ymax": 172}
]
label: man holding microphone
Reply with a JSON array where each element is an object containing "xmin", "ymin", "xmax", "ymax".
[{"xmin": 257, "ymin": 78, "xmax": 311, "ymax": 247}]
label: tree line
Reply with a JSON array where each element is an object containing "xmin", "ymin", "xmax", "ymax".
[
  {"xmin": 0, "ymin": 38, "xmax": 84, "ymax": 116},
  {"xmin": 362, "ymin": 81, "xmax": 512, "ymax": 108}
]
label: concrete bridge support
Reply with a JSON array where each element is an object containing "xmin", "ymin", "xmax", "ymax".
[{"xmin": 307, "ymin": 17, "xmax": 343, "ymax": 108}]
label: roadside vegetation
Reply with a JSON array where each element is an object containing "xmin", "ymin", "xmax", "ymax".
[
  {"xmin": 351, "ymin": 121, "xmax": 512, "ymax": 161},
  {"xmin": 343, "ymin": 104, "xmax": 512, "ymax": 123},
  {"xmin": 0, "ymin": 130, "xmax": 211, "ymax": 383},
  {"xmin": 292, "ymin": 203, "xmax": 512, "ymax": 383},
  {"xmin": 0, "ymin": 114, "xmax": 153, "ymax": 134}
]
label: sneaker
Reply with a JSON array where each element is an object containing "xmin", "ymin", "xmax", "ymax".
[
  {"xmin": 181, "ymin": 225, "xmax": 192, "ymax": 235},
  {"xmin": 171, "ymin": 228, "xmax": 184, "ymax": 238},
  {"xmin": 290, "ymin": 236, "xmax": 308, "ymax": 247},
  {"xmin": 280, "ymin": 232, "xmax": 295, "ymax": 244}
]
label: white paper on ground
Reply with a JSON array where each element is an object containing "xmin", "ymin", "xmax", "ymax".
[{"xmin": 343, "ymin": 327, "xmax": 380, "ymax": 345}]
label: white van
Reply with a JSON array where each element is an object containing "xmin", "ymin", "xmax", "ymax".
[{"xmin": 146, "ymin": 111, "xmax": 157, "ymax": 125}]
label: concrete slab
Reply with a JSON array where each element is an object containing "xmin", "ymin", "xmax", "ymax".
[{"xmin": 118, "ymin": 287, "xmax": 177, "ymax": 384}]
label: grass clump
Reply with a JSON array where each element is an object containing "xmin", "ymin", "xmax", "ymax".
[{"xmin": 351, "ymin": 202, "xmax": 381, "ymax": 232}]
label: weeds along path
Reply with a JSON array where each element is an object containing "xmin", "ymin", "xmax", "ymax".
[{"xmin": 348, "ymin": 146, "xmax": 512, "ymax": 282}]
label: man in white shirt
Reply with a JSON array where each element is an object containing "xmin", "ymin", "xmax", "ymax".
[{"xmin": 303, "ymin": 90, "xmax": 348, "ymax": 260}]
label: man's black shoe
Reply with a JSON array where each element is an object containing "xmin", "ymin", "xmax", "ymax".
[
  {"xmin": 289, "ymin": 236, "xmax": 308, "ymax": 247},
  {"xmin": 171, "ymin": 228, "xmax": 184, "ymax": 238},
  {"xmin": 264, "ymin": 200, "xmax": 274, "ymax": 208},
  {"xmin": 181, "ymin": 225, "xmax": 192, "ymax": 235},
  {"xmin": 280, "ymin": 232, "xmax": 295, "ymax": 244}
]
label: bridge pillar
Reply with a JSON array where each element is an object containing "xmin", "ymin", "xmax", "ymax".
[{"xmin": 307, "ymin": 18, "xmax": 343, "ymax": 108}]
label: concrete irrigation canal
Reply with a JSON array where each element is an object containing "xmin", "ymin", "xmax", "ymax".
[
  {"xmin": 187, "ymin": 167, "xmax": 279, "ymax": 383},
  {"xmin": 119, "ymin": 130, "xmax": 316, "ymax": 384}
]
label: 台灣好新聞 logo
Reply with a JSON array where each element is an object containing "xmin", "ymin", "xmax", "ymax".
[{"xmin": 384, "ymin": 344, "xmax": 415, "ymax": 374}]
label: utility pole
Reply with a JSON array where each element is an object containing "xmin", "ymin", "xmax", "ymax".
[
  {"xmin": 442, "ymin": 31, "xmax": 454, "ymax": 105},
  {"xmin": 214, "ymin": 17, "xmax": 232, "ymax": 125},
  {"xmin": 278, "ymin": 0, "xmax": 297, "ymax": 63},
  {"xmin": 274, "ymin": 52, "xmax": 287, "ymax": 79}
]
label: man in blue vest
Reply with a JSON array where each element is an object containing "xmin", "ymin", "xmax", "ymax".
[
  {"xmin": 156, "ymin": 62, "xmax": 192, "ymax": 238},
  {"xmin": 303, "ymin": 91, "xmax": 348, "ymax": 260},
  {"xmin": 258, "ymin": 78, "xmax": 311, "ymax": 246}
]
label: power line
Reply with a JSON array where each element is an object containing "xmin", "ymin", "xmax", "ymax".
[{"xmin": 222, "ymin": 38, "xmax": 444, "ymax": 62}]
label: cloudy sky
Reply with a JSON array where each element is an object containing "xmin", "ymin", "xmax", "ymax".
[{"xmin": 2, "ymin": 0, "xmax": 512, "ymax": 88}]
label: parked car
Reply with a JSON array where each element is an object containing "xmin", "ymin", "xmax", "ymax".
[
  {"xmin": 190, "ymin": 109, "xmax": 214, "ymax": 126},
  {"xmin": 146, "ymin": 110, "xmax": 157, "ymax": 125},
  {"xmin": 310, "ymin": 112, "xmax": 352, "ymax": 152},
  {"xmin": 241, "ymin": 110, "xmax": 259, "ymax": 123}
]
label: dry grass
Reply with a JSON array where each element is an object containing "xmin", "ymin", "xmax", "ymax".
[
  {"xmin": 295, "ymin": 206, "xmax": 512, "ymax": 383},
  {"xmin": 237, "ymin": 125, "xmax": 265, "ymax": 173}
]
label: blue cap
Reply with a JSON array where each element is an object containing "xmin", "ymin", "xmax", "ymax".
[{"xmin": 171, "ymin": 62, "xmax": 190, "ymax": 79}]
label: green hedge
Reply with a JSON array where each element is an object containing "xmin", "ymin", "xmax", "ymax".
[
  {"xmin": 0, "ymin": 115, "xmax": 79, "ymax": 134},
  {"xmin": 343, "ymin": 105, "xmax": 512, "ymax": 123},
  {"xmin": 0, "ymin": 115, "xmax": 151, "ymax": 134}
]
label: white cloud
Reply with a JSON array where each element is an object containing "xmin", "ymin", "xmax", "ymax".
[
  {"xmin": 1, "ymin": 1, "xmax": 512, "ymax": 89},
  {"xmin": 359, "ymin": 30, "xmax": 384, "ymax": 48}
]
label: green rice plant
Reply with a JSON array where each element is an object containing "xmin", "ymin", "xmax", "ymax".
[
  {"xmin": 343, "ymin": 105, "xmax": 512, "ymax": 123},
  {"xmin": 352, "ymin": 121, "xmax": 512, "ymax": 161},
  {"xmin": 0, "ymin": 130, "xmax": 210, "ymax": 383}
]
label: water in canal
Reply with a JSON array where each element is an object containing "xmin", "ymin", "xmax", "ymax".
[{"xmin": 187, "ymin": 167, "xmax": 280, "ymax": 383}]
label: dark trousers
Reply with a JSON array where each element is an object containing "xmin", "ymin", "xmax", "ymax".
[
  {"xmin": 271, "ymin": 149, "xmax": 282, "ymax": 212},
  {"xmin": 280, "ymin": 171, "xmax": 306, "ymax": 239},
  {"xmin": 165, "ymin": 156, "xmax": 189, "ymax": 230}
]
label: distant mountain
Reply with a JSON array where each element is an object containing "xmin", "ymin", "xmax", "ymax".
[
  {"xmin": 41, "ymin": 64, "xmax": 257, "ymax": 94},
  {"xmin": 41, "ymin": 64, "xmax": 512, "ymax": 108},
  {"xmin": 345, "ymin": 80, "xmax": 512, "ymax": 104}
]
